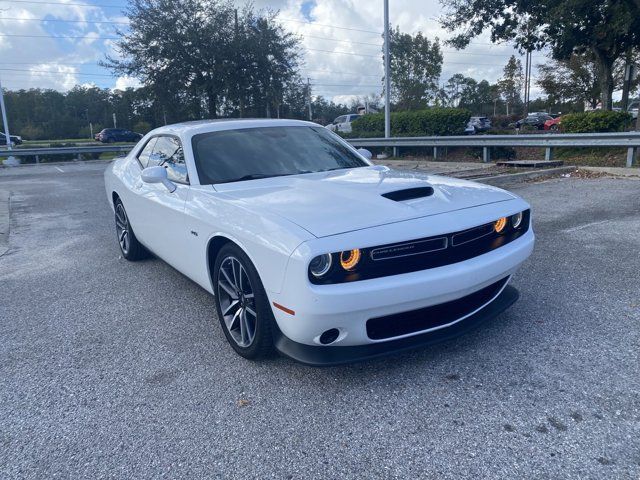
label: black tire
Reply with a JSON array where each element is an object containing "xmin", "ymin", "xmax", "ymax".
[
  {"xmin": 114, "ymin": 198, "xmax": 147, "ymax": 261},
  {"xmin": 213, "ymin": 243, "xmax": 275, "ymax": 360}
]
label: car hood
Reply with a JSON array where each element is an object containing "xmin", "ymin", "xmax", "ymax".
[{"xmin": 212, "ymin": 166, "xmax": 516, "ymax": 238}]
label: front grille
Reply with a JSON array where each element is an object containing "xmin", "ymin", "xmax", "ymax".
[
  {"xmin": 310, "ymin": 210, "xmax": 530, "ymax": 285},
  {"xmin": 366, "ymin": 277, "xmax": 509, "ymax": 340}
]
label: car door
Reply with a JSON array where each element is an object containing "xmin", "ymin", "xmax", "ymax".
[
  {"xmin": 345, "ymin": 115, "xmax": 359, "ymax": 132},
  {"xmin": 133, "ymin": 134, "xmax": 191, "ymax": 272},
  {"xmin": 336, "ymin": 116, "xmax": 348, "ymax": 132}
]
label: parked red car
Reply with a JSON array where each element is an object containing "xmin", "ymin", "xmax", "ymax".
[{"xmin": 544, "ymin": 116, "xmax": 562, "ymax": 131}]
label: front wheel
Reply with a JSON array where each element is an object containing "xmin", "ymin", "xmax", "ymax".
[
  {"xmin": 213, "ymin": 244, "xmax": 275, "ymax": 360},
  {"xmin": 114, "ymin": 198, "xmax": 147, "ymax": 260}
]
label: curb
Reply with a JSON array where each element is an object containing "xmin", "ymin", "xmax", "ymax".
[
  {"xmin": 477, "ymin": 166, "xmax": 577, "ymax": 187},
  {"xmin": 0, "ymin": 190, "xmax": 9, "ymax": 257}
]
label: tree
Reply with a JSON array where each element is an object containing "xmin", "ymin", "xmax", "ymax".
[
  {"xmin": 439, "ymin": 0, "xmax": 640, "ymax": 109},
  {"xmin": 103, "ymin": 0, "xmax": 300, "ymax": 119},
  {"xmin": 498, "ymin": 56, "xmax": 524, "ymax": 115},
  {"xmin": 386, "ymin": 27, "xmax": 443, "ymax": 110},
  {"xmin": 537, "ymin": 52, "xmax": 640, "ymax": 109},
  {"xmin": 457, "ymin": 79, "xmax": 494, "ymax": 114},
  {"xmin": 349, "ymin": 93, "xmax": 382, "ymax": 113},
  {"xmin": 444, "ymin": 73, "xmax": 468, "ymax": 107}
]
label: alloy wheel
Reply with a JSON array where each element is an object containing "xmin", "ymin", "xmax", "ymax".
[
  {"xmin": 115, "ymin": 203, "xmax": 130, "ymax": 255},
  {"xmin": 217, "ymin": 256, "xmax": 257, "ymax": 347}
]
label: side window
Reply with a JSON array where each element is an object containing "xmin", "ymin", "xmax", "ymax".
[
  {"xmin": 152, "ymin": 135, "xmax": 188, "ymax": 184},
  {"xmin": 136, "ymin": 137, "xmax": 157, "ymax": 168}
]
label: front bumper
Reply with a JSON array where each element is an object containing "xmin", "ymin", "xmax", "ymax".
[
  {"xmin": 269, "ymin": 227, "xmax": 534, "ymax": 347},
  {"xmin": 273, "ymin": 284, "xmax": 520, "ymax": 366}
]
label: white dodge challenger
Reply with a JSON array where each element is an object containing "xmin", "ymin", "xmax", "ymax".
[{"xmin": 104, "ymin": 119, "xmax": 534, "ymax": 365}]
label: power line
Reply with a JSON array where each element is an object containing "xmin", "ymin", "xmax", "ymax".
[
  {"xmin": 0, "ymin": 33, "xmax": 118, "ymax": 39},
  {"xmin": 303, "ymin": 35, "xmax": 381, "ymax": 48},
  {"xmin": 2, "ymin": 0, "xmax": 125, "ymax": 7},
  {"xmin": 279, "ymin": 17, "xmax": 380, "ymax": 34},
  {"xmin": 0, "ymin": 21, "xmax": 383, "ymax": 49},
  {"xmin": 312, "ymin": 83, "xmax": 380, "ymax": 87},
  {"xmin": 307, "ymin": 48, "xmax": 379, "ymax": 58},
  {"xmin": 304, "ymin": 69, "xmax": 382, "ymax": 78},
  {"xmin": 0, "ymin": 15, "xmax": 382, "ymax": 36},
  {"xmin": 0, "ymin": 61, "xmax": 99, "ymax": 65},
  {"xmin": 0, "ymin": 16, "xmax": 129, "ymax": 24},
  {"xmin": 0, "ymin": 67, "xmax": 115, "ymax": 77}
]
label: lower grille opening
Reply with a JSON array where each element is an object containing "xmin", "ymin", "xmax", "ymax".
[{"xmin": 366, "ymin": 277, "xmax": 509, "ymax": 340}]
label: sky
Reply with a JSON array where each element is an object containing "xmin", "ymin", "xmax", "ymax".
[{"xmin": 0, "ymin": 0, "xmax": 541, "ymax": 103}]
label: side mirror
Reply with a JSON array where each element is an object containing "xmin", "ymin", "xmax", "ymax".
[
  {"xmin": 357, "ymin": 148, "xmax": 373, "ymax": 160},
  {"xmin": 141, "ymin": 165, "xmax": 176, "ymax": 193}
]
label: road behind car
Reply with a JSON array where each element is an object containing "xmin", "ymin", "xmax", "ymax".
[{"xmin": 0, "ymin": 164, "xmax": 639, "ymax": 478}]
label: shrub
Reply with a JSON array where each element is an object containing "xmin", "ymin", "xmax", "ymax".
[
  {"xmin": 133, "ymin": 121, "xmax": 152, "ymax": 134},
  {"xmin": 561, "ymin": 111, "xmax": 632, "ymax": 133},
  {"xmin": 18, "ymin": 124, "xmax": 46, "ymax": 140},
  {"xmin": 490, "ymin": 114, "xmax": 521, "ymax": 130},
  {"xmin": 350, "ymin": 108, "xmax": 470, "ymax": 137}
]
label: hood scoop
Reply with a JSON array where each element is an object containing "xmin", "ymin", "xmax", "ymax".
[{"xmin": 382, "ymin": 186, "xmax": 434, "ymax": 202}]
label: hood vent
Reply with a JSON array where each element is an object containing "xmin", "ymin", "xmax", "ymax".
[{"xmin": 382, "ymin": 186, "xmax": 434, "ymax": 202}]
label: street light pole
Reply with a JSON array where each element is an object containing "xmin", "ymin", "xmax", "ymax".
[
  {"xmin": 307, "ymin": 77, "xmax": 313, "ymax": 121},
  {"xmin": 383, "ymin": 0, "xmax": 391, "ymax": 138},
  {"xmin": 0, "ymin": 76, "xmax": 19, "ymax": 165},
  {"xmin": 0, "ymin": 76, "xmax": 11, "ymax": 151}
]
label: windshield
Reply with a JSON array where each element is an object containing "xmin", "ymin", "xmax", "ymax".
[{"xmin": 191, "ymin": 126, "xmax": 368, "ymax": 185}]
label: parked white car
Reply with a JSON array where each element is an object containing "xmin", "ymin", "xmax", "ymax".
[
  {"xmin": 326, "ymin": 114, "xmax": 362, "ymax": 133},
  {"xmin": 104, "ymin": 119, "xmax": 534, "ymax": 365}
]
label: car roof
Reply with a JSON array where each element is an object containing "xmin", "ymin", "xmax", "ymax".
[{"xmin": 147, "ymin": 118, "xmax": 319, "ymax": 137}]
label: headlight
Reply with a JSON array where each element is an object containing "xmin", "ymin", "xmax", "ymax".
[
  {"xmin": 309, "ymin": 253, "xmax": 332, "ymax": 278},
  {"xmin": 494, "ymin": 217, "xmax": 507, "ymax": 234},
  {"xmin": 511, "ymin": 212, "xmax": 524, "ymax": 229},
  {"xmin": 339, "ymin": 249, "xmax": 361, "ymax": 271}
]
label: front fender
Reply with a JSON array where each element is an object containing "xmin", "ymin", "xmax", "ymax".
[{"xmin": 184, "ymin": 187, "xmax": 314, "ymax": 294}]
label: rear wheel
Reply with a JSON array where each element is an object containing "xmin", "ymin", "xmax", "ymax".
[
  {"xmin": 213, "ymin": 244, "xmax": 275, "ymax": 359},
  {"xmin": 114, "ymin": 198, "xmax": 147, "ymax": 260}
]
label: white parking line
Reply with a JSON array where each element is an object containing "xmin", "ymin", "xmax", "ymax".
[
  {"xmin": 562, "ymin": 220, "xmax": 610, "ymax": 233},
  {"xmin": 54, "ymin": 166, "xmax": 64, "ymax": 173}
]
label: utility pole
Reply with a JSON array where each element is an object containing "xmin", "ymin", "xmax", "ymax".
[
  {"xmin": 383, "ymin": 0, "xmax": 391, "ymax": 138},
  {"xmin": 523, "ymin": 50, "xmax": 532, "ymax": 116},
  {"xmin": 112, "ymin": 113, "xmax": 117, "ymax": 128},
  {"xmin": 306, "ymin": 77, "xmax": 312, "ymax": 121}
]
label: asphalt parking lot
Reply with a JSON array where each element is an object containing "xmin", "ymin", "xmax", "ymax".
[{"xmin": 1, "ymin": 163, "xmax": 639, "ymax": 479}]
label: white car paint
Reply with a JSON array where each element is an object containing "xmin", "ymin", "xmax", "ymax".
[
  {"xmin": 104, "ymin": 119, "xmax": 534, "ymax": 359},
  {"xmin": 326, "ymin": 114, "xmax": 362, "ymax": 133}
]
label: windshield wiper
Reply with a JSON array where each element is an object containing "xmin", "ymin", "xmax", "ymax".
[{"xmin": 223, "ymin": 173, "xmax": 282, "ymax": 183}]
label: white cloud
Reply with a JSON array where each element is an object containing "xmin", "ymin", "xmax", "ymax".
[
  {"xmin": 114, "ymin": 76, "xmax": 142, "ymax": 91},
  {"xmin": 0, "ymin": 0, "xmax": 544, "ymax": 101}
]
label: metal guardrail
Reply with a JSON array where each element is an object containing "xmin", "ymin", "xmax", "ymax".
[
  {"xmin": 1, "ymin": 133, "xmax": 639, "ymax": 167},
  {"xmin": 347, "ymin": 132, "xmax": 640, "ymax": 167},
  {"xmin": 0, "ymin": 144, "xmax": 134, "ymax": 163}
]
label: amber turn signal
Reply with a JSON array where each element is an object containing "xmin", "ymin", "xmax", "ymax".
[
  {"xmin": 494, "ymin": 217, "xmax": 508, "ymax": 234},
  {"xmin": 340, "ymin": 249, "xmax": 361, "ymax": 270}
]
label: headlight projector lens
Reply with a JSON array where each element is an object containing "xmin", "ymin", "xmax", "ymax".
[
  {"xmin": 511, "ymin": 212, "xmax": 524, "ymax": 229},
  {"xmin": 494, "ymin": 217, "xmax": 508, "ymax": 234},
  {"xmin": 340, "ymin": 249, "xmax": 361, "ymax": 271},
  {"xmin": 309, "ymin": 254, "xmax": 332, "ymax": 277}
]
